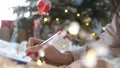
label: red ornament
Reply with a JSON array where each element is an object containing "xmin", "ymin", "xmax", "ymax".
[{"xmin": 36, "ymin": 0, "xmax": 51, "ymax": 15}]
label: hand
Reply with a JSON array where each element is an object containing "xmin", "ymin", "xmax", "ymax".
[
  {"xmin": 26, "ymin": 37, "xmax": 74, "ymax": 66},
  {"xmin": 27, "ymin": 37, "xmax": 44, "ymax": 48},
  {"xmin": 27, "ymin": 45, "xmax": 74, "ymax": 66},
  {"xmin": 26, "ymin": 37, "xmax": 43, "ymax": 60}
]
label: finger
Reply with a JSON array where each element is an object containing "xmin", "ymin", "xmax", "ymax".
[
  {"xmin": 27, "ymin": 44, "xmax": 42, "ymax": 54},
  {"xmin": 27, "ymin": 37, "xmax": 44, "ymax": 47},
  {"xmin": 33, "ymin": 37, "xmax": 44, "ymax": 44},
  {"xmin": 27, "ymin": 37, "xmax": 35, "ymax": 47}
]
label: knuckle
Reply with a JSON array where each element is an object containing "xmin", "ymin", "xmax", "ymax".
[{"xmin": 29, "ymin": 37, "xmax": 34, "ymax": 40}]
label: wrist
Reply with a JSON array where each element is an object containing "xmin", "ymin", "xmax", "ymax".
[{"xmin": 62, "ymin": 52, "xmax": 74, "ymax": 65}]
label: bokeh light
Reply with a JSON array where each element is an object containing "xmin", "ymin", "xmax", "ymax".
[
  {"xmin": 85, "ymin": 49, "xmax": 97, "ymax": 68},
  {"xmin": 65, "ymin": 9, "xmax": 68, "ymax": 13},
  {"xmin": 38, "ymin": 49, "xmax": 45, "ymax": 57},
  {"xmin": 85, "ymin": 22, "xmax": 90, "ymax": 26},
  {"xmin": 102, "ymin": 27, "xmax": 106, "ymax": 31},
  {"xmin": 37, "ymin": 60, "xmax": 42, "ymax": 66},
  {"xmin": 44, "ymin": 18, "xmax": 48, "ymax": 22},
  {"xmin": 56, "ymin": 18, "xmax": 59, "ymax": 22},
  {"xmin": 68, "ymin": 21, "xmax": 80, "ymax": 35},
  {"xmin": 76, "ymin": 13, "xmax": 80, "ymax": 17}
]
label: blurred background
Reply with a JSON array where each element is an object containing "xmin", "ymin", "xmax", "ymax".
[{"xmin": 0, "ymin": 0, "xmax": 112, "ymax": 46}]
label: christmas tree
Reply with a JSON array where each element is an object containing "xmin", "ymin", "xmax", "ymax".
[{"xmin": 13, "ymin": 0, "xmax": 112, "ymax": 44}]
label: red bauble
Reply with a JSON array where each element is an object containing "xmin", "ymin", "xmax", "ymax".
[{"xmin": 36, "ymin": 0, "xmax": 51, "ymax": 15}]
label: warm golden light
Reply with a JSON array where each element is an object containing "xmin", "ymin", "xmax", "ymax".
[
  {"xmin": 76, "ymin": 13, "xmax": 80, "ymax": 17},
  {"xmin": 43, "ymin": 18, "xmax": 48, "ymax": 22},
  {"xmin": 92, "ymin": 33, "xmax": 95, "ymax": 36},
  {"xmin": 37, "ymin": 60, "xmax": 42, "ymax": 66},
  {"xmin": 38, "ymin": 49, "xmax": 45, "ymax": 57},
  {"xmin": 85, "ymin": 22, "xmax": 90, "ymax": 26},
  {"xmin": 56, "ymin": 18, "xmax": 59, "ymax": 21},
  {"xmin": 85, "ymin": 49, "xmax": 97, "ymax": 68},
  {"xmin": 102, "ymin": 27, "xmax": 106, "ymax": 31},
  {"xmin": 65, "ymin": 9, "xmax": 68, "ymax": 13}
]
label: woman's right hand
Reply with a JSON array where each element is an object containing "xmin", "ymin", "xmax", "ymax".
[
  {"xmin": 26, "ymin": 37, "xmax": 74, "ymax": 66},
  {"xmin": 26, "ymin": 37, "xmax": 44, "ymax": 60},
  {"xmin": 27, "ymin": 37, "xmax": 44, "ymax": 48}
]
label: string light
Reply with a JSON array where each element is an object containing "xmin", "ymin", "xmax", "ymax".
[
  {"xmin": 92, "ymin": 33, "xmax": 96, "ymax": 37},
  {"xmin": 56, "ymin": 18, "xmax": 59, "ymax": 21},
  {"xmin": 65, "ymin": 9, "xmax": 68, "ymax": 13},
  {"xmin": 85, "ymin": 22, "xmax": 90, "ymax": 26},
  {"xmin": 76, "ymin": 13, "xmax": 80, "ymax": 17},
  {"xmin": 43, "ymin": 17, "xmax": 51, "ymax": 22},
  {"xmin": 43, "ymin": 18, "xmax": 48, "ymax": 22},
  {"xmin": 102, "ymin": 27, "xmax": 106, "ymax": 31}
]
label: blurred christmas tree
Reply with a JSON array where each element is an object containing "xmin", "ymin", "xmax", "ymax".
[{"xmin": 13, "ymin": 0, "xmax": 112, "ymax": 44}]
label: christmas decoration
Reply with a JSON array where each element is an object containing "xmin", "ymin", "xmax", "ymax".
[
  {"xmin": 36, "ymin": 0, "xmax": 51, "ymax": 15},
  {"xmin": 1, "ymin": 20, "xmax": 14, "ymax": 28},
  {"xmin": 13, "ymin": 0, "xmax": 113, "ymax": 44}
]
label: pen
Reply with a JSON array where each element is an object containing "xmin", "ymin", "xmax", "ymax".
[
  {"xmin": 26, "ymin": 31, "xmax": 61, "ymax": 56},
  {"xmin": 40, "ymin": 31, "xmax": 61, "ymax": 46}
]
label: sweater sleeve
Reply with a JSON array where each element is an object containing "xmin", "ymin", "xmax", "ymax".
[{"xmin": 96, "ymin": 11, "xmax": 120, "ymax": 57}]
